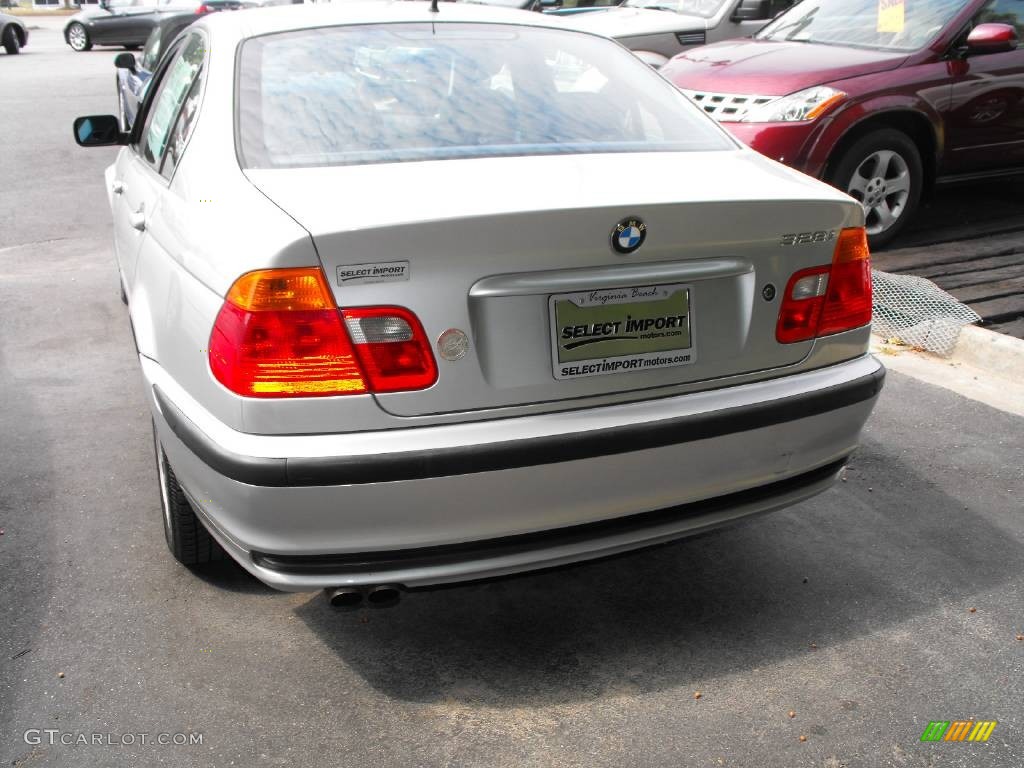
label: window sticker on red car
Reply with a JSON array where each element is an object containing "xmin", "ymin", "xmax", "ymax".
[{"xmin": 878, "ymin": 0, "xmax": 905, "ymax": 33}]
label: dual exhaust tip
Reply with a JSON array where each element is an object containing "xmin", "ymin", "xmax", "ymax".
[{"xmin": 325, "ymin": 584, "xmax": 401, "ymax": 610}]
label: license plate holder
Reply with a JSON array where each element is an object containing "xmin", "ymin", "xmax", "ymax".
[{"xmin": 549, "ymin": 284, "xmax": 696, "ymax": 381}]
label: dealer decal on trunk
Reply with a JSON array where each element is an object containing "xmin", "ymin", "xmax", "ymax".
[{"xmin": 336, "ymin": 261, "xmax": 410, "ymax": 285}]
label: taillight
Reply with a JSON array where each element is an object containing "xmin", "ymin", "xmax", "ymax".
[
  {"xmin": 343, "ymin": 307, "xmax": 438, "ymax": 393},
  {"xmin": 209, "ymin": 268, "xmax": 437, "ymax": 398},
  {"xmin": 196, "ymin": 4, "xmax": 211, "ymax": 12},
  {"xmin": 776, "ymin": 227, "xmax": 872, "ymax": 344}
]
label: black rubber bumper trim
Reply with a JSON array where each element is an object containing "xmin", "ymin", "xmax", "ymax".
[
  {"xmin": 153, "ymin": 387, "xmax": 288, "ymax": 487},
  {"xmin": 252, "ymin": 458, "xmax": 848, "ymax": 576},
  {"xmin": 152, "ymin": 362, "xmax": 883, "ymax": 488}
]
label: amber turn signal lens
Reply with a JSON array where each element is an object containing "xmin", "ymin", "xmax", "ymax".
[
  {"xmin": 832, "ymin": 226, "xmax": 870, "ymax": 264},
  {"xmin": 225, "ymin": 268, "xmax": 335, "ymax": 312}
]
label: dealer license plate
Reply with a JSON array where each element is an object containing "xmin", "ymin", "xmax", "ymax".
[{"xmin": 549, "ymin": 284, "xmax": 695, "ymax": 381}]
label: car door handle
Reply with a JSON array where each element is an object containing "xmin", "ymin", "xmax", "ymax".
[
  {"xmin": 129, "ymin": 204, "xmax": 146, "ymax": 232},
  {"xmin": 112, "ymin": 181, "xmax": 125, "ymax": 195}
]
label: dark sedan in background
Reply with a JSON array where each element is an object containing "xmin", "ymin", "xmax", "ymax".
[
  {"xmin": 115, "ymin": 11, "xmax": 198, "ymax": 129},
  {"xmin": 63, "ymin": 0, "xmax": 229, "ymax": 52},
  {"xmin": 0, "ymin": 11, "xmax": 26, "ymax": 54}
]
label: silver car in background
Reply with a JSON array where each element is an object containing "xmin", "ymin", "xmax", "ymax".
[
  {"xmin": 74, "ymin": 2, "xmax": 882, "ymax": 607},
  {"xmin": 560, "ymin": 0, "xmax": 799, "ymax": 68}
]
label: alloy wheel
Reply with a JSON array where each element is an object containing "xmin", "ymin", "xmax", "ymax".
[
  {"xmin": 844, "ymin": 149, "xmax": 912, "ymax": 237},
  {"xmin": 68, "ymin": 24, "xmax": 87, "ymax": 51}
]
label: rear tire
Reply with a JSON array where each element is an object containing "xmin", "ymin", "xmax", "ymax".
[
  {"xmin": 67, "ymin": 22, "xmax": 92, "ymax": 52},
  {"xmin": 827, "ymin": 128, "xmax": 922, "ymax": 251},
  {"xmin": 2, "ymin": 26, "xmax": 20, "ymax": 54},
  {"xmin": 153, "ymin": 421, "xmax": 225, "ymax": 566}
]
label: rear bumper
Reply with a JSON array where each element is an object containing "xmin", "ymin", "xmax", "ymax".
[
  {"xmin": 146, "ymin": 354, "xmax": 884, "ymax": 590},
  {"xmin": 250, "ymin": 458, "xmax": 847, "ymax": 585}
]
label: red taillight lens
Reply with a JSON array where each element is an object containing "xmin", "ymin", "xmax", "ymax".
[
  {"xmin": 776, "ymin": 227, "xmax": 872, "ymax": 344},
  {"xmin": 818, "ymin": 228, "xmax": 872, "ymax": 336},
  {"xmin": 196, "ymin": 4, "xmax": 211, "ymax": 12},
  {"xmin": 343, "ymin": 307, "xmax": 438, "ymax": 393},
  {"xmin": 209, "ymin": 269, "xmax": 436, "ymax": 398}
]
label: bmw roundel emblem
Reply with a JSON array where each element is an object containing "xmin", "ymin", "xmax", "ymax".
[{"xmin": 611, "ymin": 217, "xmax": 647, "ymax": 255}]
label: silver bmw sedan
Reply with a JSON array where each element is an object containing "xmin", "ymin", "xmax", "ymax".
[{"xmin": 74, "ymin": 1, "xmax": 883, "ymax": 606}]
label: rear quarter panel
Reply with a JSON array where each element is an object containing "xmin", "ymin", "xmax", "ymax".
[{"xmin": 130, "ymin": 22, "xmax": 396, "ymax": 434}]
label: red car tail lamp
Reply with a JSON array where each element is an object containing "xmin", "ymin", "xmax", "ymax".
[
  {"xmin": 776, "ymin": 227, "xmax": 872, "ymax": 344},
  {"xmin": 209, "ymin": 268, "xmax": 436, "ymax": 398},
  {"xmin": 343, "ymin": 307, "xmax": 438, "ymax": 393}
]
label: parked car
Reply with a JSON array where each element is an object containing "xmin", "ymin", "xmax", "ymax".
[
  {"xmin": 663, "ymin": 0, "xmax": 1024, "ymax": 248},
  {"xmin": 561, "ymin": 0, "xmax": 800, "ymax": 68},
  {"xmin": 73, "ymin": 3, "xmax": 882, "ymax": 604},
  {"xmin": 64, "ymin": 0, "xmax": 204, "ymax": 52},
  {"xmin": 115, "ymin": 12, "xmax": 199, "ymax": 130},
  {"xmin": 0, "ymin": 11, "xmax": 27, "ymax": 54},
  {"xmin": 463, "ymin": 0, "xmax": 622, "ymax": 14}
]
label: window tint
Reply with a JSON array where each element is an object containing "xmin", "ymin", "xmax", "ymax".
[
  {"xmin": 977, "ymin": 0, "xmax": 1024, "ymax": 38},
  {"xmin": 237, "ymin": 23, "xmax": 732, "ymax": 169},
  {"xmin": 138, "ymin": 33, "xmax": 204, "ymax": 170}
]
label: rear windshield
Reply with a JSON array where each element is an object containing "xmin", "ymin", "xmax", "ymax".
[
  {"xmin": 757, "ymin": 0, "xmax": 968, "ymax": 52},
  {"xmin": 237, "ymin": 22, "xmax": 732, "ymax": 169}
]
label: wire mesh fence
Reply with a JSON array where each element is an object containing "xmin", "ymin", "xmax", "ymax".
[{"xmin": 871, "ymin": 270, "xmax": 980, "ymax": 357}]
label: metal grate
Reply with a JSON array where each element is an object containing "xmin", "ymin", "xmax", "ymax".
[
  {"xmin": 871, "ymin": 270, "xmax": 981, "ymax": 357},
  {"xmin": 675, "ymin": 30, "xmax": 707, "ymax": 46},
  {"xmin": 679, "ymin": 89, "xmax": 776, "ymax": 121}
]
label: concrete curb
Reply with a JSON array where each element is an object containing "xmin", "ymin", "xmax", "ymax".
[
  {"xmin": 951, "ymin": 325, "xmax": 1024, "ymax": 383},
  {"xmin": 871, "ymin": 325, "xmax": 1024, "ymax": 417}
]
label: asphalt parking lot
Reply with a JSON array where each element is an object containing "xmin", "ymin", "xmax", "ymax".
[{"xmin": 1, "ymin": 22, "xmax": 1023, "ymax": 768}]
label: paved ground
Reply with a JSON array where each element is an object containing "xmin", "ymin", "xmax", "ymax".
[{"xmin": 2, "ymin": 26, "xmax": 1023, "ymax": 768}]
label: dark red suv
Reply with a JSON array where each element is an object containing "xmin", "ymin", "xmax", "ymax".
[{"xmin": 662, "ymin": 0, "xmax": 1024, "ymax": 247}]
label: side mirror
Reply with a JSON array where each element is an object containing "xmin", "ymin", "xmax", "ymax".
[
  {"xmin": 965, "ymin": 23, "xmax": 1018, "ymax": 55},
  {"xmin": 114, "ymin": 52, "xmax": 137, "ymax": 72},
  {"xmin": 731, "ymin": 0, "xmax": 771, "ymax": 22},
  {"xmin": 114, "ymin": 51, "xmax": 137, "ymax": 72},
  {"xmin": 73, "ymin": 115, "xmax": 129, "ymax": 147}
]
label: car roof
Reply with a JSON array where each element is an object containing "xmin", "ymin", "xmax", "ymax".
[
  {"xmin": 194, "ymin": 0, "xmax": 581, "ymax": 42},
  {"xmin": 155, "ymin": 10, "xmax": 201, "ymax": 28}
]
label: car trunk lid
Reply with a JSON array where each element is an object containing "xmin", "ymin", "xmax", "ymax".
[{"xmin": 244, "ymin": 150, "xmax": 860, "ymax": 417}]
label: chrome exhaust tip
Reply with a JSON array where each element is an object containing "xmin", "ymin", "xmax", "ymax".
[
  {"xmin": 325, "ymin": 586, "xmax": 363, "ymax": 610},
  {"xmin": 366, "ymin": 585, "xmax": 402, "ymax": 608}
]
